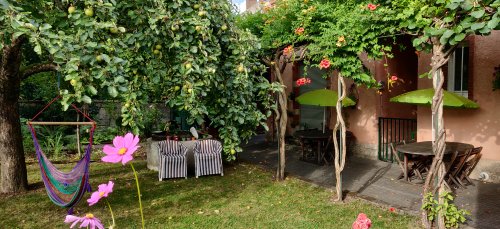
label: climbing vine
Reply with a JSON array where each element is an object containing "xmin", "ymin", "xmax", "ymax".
[
  {"xmin": 238, "ymin": 0, "xmax": 402, "ymax": 198},
  {"xmin": 388, "ymin": 0, "xmax": 499, "ymax": 227}
]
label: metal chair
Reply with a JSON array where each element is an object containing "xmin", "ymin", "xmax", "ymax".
[
  {"xmin": 158, "ymin": 140, "xmax": 188, "ymax": 180},
  {"xmin": 194, "ymin": 139, "xmax": 224, "ymax": 178}
]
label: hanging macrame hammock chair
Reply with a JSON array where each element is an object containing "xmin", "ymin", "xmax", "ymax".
[{"xmin": 27, "ymin": 95, "xmax": 96, "ymax": 213}]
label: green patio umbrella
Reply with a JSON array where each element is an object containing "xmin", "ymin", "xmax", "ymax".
[
  {"xmin": 389, "ymin": 88, "xmax": 479, "ymax": 108},
  {"xmin": 296, "ymin": 89, "xmax": 356, "ymax": 107},
  {"xmin": 295, "ymin": 89, "xmax": 356, "ymax": 132}
]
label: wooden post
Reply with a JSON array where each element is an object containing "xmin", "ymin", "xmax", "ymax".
[
  {"xmin": 422, "ymin": 41, "xmax": 450, "ymax": 229},
  {"xmin": 274, "ymin": 60, "xmax": 288, "ymax": 181},
  {"xmin": 333, "ymin": 74, "xmax": 347, "ymax": 201},
  {"xmin": 76, "ymin": 113, "xmax": 81, "ymax": 157}
]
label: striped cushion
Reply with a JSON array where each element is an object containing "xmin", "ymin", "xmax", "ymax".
[
  {"xmin": 194, "ymin": 139, "xmax": 223, "ymax": 178},
  {"xmin": 158, "ymin": 140, "xmax": 188, "ymax": 180}
]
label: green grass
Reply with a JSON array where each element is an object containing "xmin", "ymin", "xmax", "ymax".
[{"xmin": 0, "ymin": 160, "xmax": 417, "ymax": 228}]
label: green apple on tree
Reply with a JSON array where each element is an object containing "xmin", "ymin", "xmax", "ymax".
[
  {"xmin": 68, "ymin": 6, "xmax": 76, "ymax": 14},
  {"xmin": 84, "ymin": 8, "xmax": 94, "ymax": 17}
]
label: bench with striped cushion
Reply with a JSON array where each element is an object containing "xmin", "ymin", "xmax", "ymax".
[
  {"xmin": 158, "ymin": 140, "xmax": 188, "ymax": 180},
  {"xmin": 194, "ymin": 139, "xmax": 224, "ymax": 178}
]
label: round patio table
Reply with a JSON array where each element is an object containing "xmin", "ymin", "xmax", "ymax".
[
  {"xmin": 294, "ymin": 130, "xmax": 332, "ymax": 164},
  {"xmin": 396, "ymin": 141, "xmax": 474, "ymax": 181},
  {"xmin": 396, "ymin": 141, "xmax": 473, "ymax": 156}
]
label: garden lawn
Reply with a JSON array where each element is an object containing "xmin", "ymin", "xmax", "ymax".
[{"xmin": 0, "ymin": 160, "xmax": 417, "ymax": 228}]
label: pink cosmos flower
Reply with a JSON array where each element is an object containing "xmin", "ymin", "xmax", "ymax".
[
  {"xmin": 65, "ymin": 214, "xmax": 104, "ymax": 229},
  {"xmin": 295, "ymin": 27, "xmax": 305, "ymax": 35},
  {"xmin": 367, "ymin": 4, "xmax": 378, "ymax": 11},
  {"xmin": 102, "ymin": 133, "xmax": 140, "ymax": 165},
  {"xmin": 352, "ymin": 213, "xmax": 372, "ymax": 229},
  {"xmin": 391, "ymin": 75, "xmax": 398, "ymax": 81},
  {"xmin": 319, "ymin": 59, "xmax": 331, "ymax": 69},
  {"xmin": 87, "ymin": 181, "xmax": 114, "ymax": 206}
]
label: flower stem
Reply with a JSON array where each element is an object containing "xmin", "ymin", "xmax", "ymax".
[
  {"xmin": 130, "ymin": 163, "xmax": 145, "ymax": 229},
  {"xmin": 106, "ymin": 199, "xmax": 116, "ymax": 227}
]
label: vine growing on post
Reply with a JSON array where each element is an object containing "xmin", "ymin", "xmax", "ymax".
[
  {"xmin": 390, "ymin": 0, "xmax": 499, "ymax": 227},
  {"xmin": 238, "ymin": 0, "xmax": 401, "ymax": 198}
]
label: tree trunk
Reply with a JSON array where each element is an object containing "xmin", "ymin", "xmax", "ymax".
[
  {"xmin": 333, "ymin": 74, "xmax": 347, "ymax": 201},
  {"xmin": 274, "ymin": 61, "xmax": 287, "ymax": 181},
  {"xmin": 0, "ymin": 38, "xmax": 28, "ymax": 193},
  {"xmin": 421, "ymin": 42, "xmax": 449, "ymax": 228}
]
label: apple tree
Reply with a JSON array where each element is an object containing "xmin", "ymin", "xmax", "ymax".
[{"xmin": 0, "ymin": 0, "xmax": 277, "ymax": 193}]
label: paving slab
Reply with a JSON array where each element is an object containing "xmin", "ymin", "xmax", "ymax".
[{"xmin": 241, "ymin": 137, "xmax": 500, "ymax": 229}]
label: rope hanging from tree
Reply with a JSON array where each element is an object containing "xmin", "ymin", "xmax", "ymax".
[{"xmin": 27, "ymin": 95, "xmax": 96, "ymax": 214}]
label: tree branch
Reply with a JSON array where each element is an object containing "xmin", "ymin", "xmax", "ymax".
[
  {"xmin": 262, "ymin": 57, "xmax": 272, "ymax": 66},
  {"xmin": 11, "ymin": 35, "xmax": 27, "ymax": 49},
  {"xmin": 284, "ymin": 45, "xmax": 308, "ymax": 63},
  {"xmin": 21, "ymin": 63, "xmax": 58, "ymax": 79}
]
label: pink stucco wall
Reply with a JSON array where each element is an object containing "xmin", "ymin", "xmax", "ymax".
[
  {"xmin": 417, "ymin": 31, "xmax": 500, "ymax": 162},
  {"xmin": 329, "ymin": 40, "xmax": 418, "ymax": 147}
]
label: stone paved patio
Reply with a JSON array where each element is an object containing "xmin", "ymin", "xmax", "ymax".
[{"xmin": 240, "ymin": 136, "xmax": 500, "ymax": 229}]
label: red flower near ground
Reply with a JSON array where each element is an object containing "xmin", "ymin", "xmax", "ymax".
[
  {"xmin": 367, "ymin": 3, "xmax": 378, "ymax": 11},
  {"xmin": 295, "ymin": 27, "xmax": 305, "ymax": 35},
  {"xmin": 391, "ymin": 75, "xmax": 398, "ymax": 81},
  {"xmin": 283, "ymin": 45, "xmax": 293, "ymax": 55},
  {"xmin": 319, "ymin": 59, "xmax": 330, "ymax": 69},
  {"xmin": 389, "ymin": 207, "xmax": 396, "ymax": 212},
  {"xmin": 352, "ymin": 213, "xmax": 372, "ymax": 229}
]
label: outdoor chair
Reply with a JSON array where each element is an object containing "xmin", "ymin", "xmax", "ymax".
[
  {"xmin": 447, "ymin": 147, "xmax": 482, "ymax": 188},
  {"xmin": 446, "ymin": 149, "xmax": 471, "ymax": 188},
  {"xmin": 194, "ymin": 139, "xmax": 224, "ymax": 178},
  {"xmin": 457, "ymin": 147, "xmax": 482, "ymax": 187},
  {"xmin": 390, "ymin": 142, "xmax": 425, "ymax": 182},
  {"xmin": 158, "ymin": 140, "xmax": 188, "ymax": 180}
]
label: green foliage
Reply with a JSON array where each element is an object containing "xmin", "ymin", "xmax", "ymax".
[
  {"xmin": 93, "ymin": 127, "xmax": 120, "ymax": 145},
  {"xmin": 422, "ymin": 192, "xmax": 469, "ymax": 228},
  {"xmin": 2, "ymin": 0, "xmax": 277, "ymax": 160},
  {"xmin": 20, "ymin": 72, "xmax": 59, "ymax": 101},
  {"xmin": 43, "ymin": 132, "xmax": 64, "ymax": 159},
  {"xmin": 238, "ymin": 0, "xmax": 401, "ymax": 86},
  {"xmin": 36, "ymin": 126, "xmax": 67, "ymax": 158},
  {"xmin": 392, "ymin": 0, "xmax": 500, "ymax": 51},
  {"xmin": 20, "ymin": 118, "xmax": 35, "ymax": 154}
]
